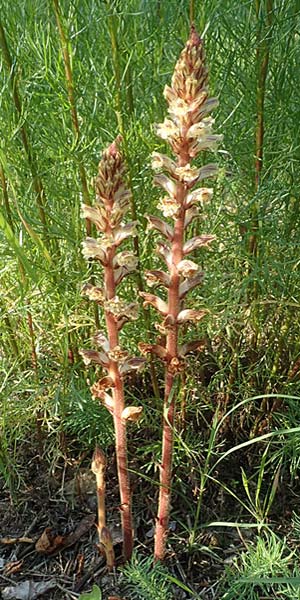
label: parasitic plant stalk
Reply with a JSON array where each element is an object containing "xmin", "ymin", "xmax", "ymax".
[
  {"xmin": 140, "ymin": 26, "xmax": 222, "ymax": 561},
  {"xmin": 80, "ymin": 137, "xmax": 144, "ymax": 562},
  {"xmin": 91, "ymin": 447, "xmax": 115, "ymax": 571}
]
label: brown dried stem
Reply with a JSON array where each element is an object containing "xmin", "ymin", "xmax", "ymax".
[{"xmin": 103, "ymin": 244, "xmax": 133, "ymax": 561}]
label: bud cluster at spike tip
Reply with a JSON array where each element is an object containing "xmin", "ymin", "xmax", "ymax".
[
  {"xmin": 154, "ymin": 24, "xmax": 223, "ymax": 160},
  {"xmin": 81, "ymin": 137, "xmax": 137, "ymax": 267}
]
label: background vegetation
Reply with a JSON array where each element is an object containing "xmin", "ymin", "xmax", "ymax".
[{"xmin": 1, "ymin": 0, "xmax": 300, "ymax": 598}]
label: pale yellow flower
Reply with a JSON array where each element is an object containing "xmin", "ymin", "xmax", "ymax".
[
  {"xmin": 108, "ymin": 346, "xmax": 129, "ymax": 362},
  {"xmin": 81, "ymin": 238, "xmax": 107, "ymax": 262},
  {"xmin": 121, "ymin": 406, "xmax": 143, "ymax": 423},
  {"xmin": 174, "ymin": 164, "xmax": 200, "ymax": 183},
  {"xmin": 81, "ymin": 204, "xmax": 107, "ymax": 231},
  {"xmin": 115, "ymin": 251, "xmax": 138, "ymax": 270},
  {"xmin": 177, "ymin": 259, "xmax": 199, "ymax": 279},
  {"xmin": 186, "ymin": 187, "xmax": 214, "ymax": 208},
  {"xmin": 104, "ymin": 297, "xmax": 139, "ymax": 320},
  {"xmin": 154, "ymin": 118, "xmax": 179, "ymax": 142},
  {"xmin": 188, "ymin": 117, "xmax": 215, "ymax": 138},
  {"xmin": 81, "ymin": 283, "xmax": 104, "ymax": 303},
  {"xmin": 157, "ymin": 196, "xmax": 181, "ymax": 219},
  {"xmin": 154, "ymin": 174, "xmax": 177, "ymax": 197},
  {"xmin": 151, "ymin": 152, "xmax": 176, "ymax": 174}
]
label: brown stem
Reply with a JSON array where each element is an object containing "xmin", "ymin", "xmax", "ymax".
[
  {"xmin": 249, "ymin": 0, "xmax": 273, "ymax": 258},
  {"xmin": 92, "ymin": 447, "xmax": 107, "ymax": 532},
  {"xmin": 152, "ymin": 26, "xmax": 220, "ymax": 560},
  {"xmin": 0, "ymin": 20, "xmax": 50, "ymax": 245},
  {"xmin": 112, "ymin": 371, "xmax": 133, "ymax": 561},
  {"xmin": 99, "ymin": 527, "xmax": 115, "ymax": 571}
]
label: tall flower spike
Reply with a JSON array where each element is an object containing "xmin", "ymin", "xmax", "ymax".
[
  {"xmin": 143, "ymin": 26, "xmax": 222, "ymax": 561},
  {"xmin": 81, "ymin": 138, "xmax": 144, "ymax": 562}
]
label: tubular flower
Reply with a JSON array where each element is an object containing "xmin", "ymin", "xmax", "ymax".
[
  {"xmin": 80, "ymin": 137, "xmax": 144, "ymax": 562},
  {"xmin": 145, "ymin": 26, "xmax": 223, "ymax": 562}
]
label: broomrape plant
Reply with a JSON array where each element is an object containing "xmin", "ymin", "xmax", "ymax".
[
  {"xmin": 139, "ymin": 25, "xmax": 222, "ymax": 561},
  {"xmin": 81, "ymin": 26, "xmax": 222, "ymax": 564},
  {"xmin": 80, "ymin": 137, "xmax": 145, "ymax": 562}
]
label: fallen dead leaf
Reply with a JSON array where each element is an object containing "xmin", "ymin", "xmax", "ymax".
[
  {"xmin": 2, "ymin": 579, "xmax": 56, "ymax": 599},
  {"xmin": 35, "ymin": 527, "xmax": 64, "ymax": 554},
  {"xmin": 35, "ymin": 514, "xmax": 95, "ymax": 556}
]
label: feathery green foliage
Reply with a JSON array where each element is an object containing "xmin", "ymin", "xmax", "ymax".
[{"xmin": 123, "ymin": 553, "xmax": 172, "ymax": 600}]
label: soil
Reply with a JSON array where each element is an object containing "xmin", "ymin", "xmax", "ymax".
[{"xmin": 0, "ymin": 421, "xmax": 299, "ymax": 600}]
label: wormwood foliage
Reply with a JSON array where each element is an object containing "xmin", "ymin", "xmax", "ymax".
[
  {"xmin": 222, "ymin": 531, "xmax": 300, "ymax": 600},
  {"xmin": 123, "ymin": 553, "xmax": 172, "ymax": 600}
]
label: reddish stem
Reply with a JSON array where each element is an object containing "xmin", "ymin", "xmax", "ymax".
[
  {"xmin": 154, "ymin": 183, "xmax": 186, "ymax": 561},
  {"xmin": 104, "ymin": 246, "xmax": 133, "ymax": 561}
]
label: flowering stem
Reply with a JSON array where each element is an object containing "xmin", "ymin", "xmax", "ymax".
[
  {"xmin": 141, "ymin": 26, "xmax": 221, "ymax": 560},
  {"xmin": 80, "ymin": 139, "xmax": 144, "ymax": 562},
  {"xmin": 105, "ymin": 2, "xmax": 160, "ymax": 399},
  {"xmin": 103, "ymin": 247, "xmax": 133, "ymax": 561}
]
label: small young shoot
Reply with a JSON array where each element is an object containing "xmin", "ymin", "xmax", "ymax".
[
  {"xmin": 140, "ymin": 26, "xmax": 222, "ymax": 561},
  {"xmin": 91, "ymin": 447, "xmax": 115, "ymax": 570}
]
